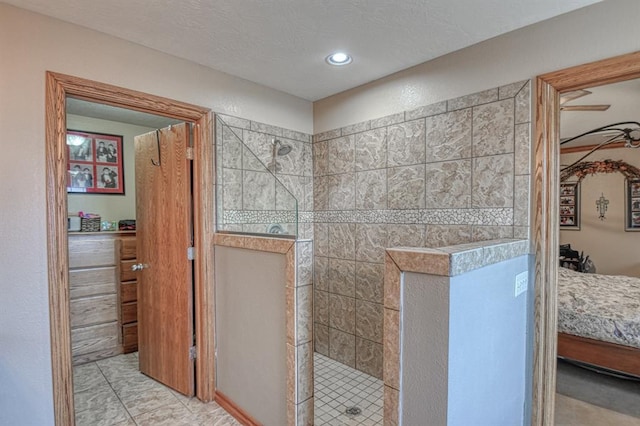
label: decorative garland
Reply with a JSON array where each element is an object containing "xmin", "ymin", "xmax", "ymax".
[{"xmin": 560, "ymin": 159, "xmax": 640, "ymax": 183}]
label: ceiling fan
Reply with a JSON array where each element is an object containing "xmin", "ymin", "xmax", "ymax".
[{"xmin": 560, "ymin": 89, "xmax": 610, "ymax": 111}]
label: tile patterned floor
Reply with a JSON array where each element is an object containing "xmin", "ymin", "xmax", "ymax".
[
  {"xmin": 314, "ymin": 353, "xmax": 383, "ymax": 426},
  {"xmin": 73, "ymin": 352, "xmax": 241, "ymax": 426}
]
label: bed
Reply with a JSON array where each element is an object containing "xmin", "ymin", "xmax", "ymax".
[{"xmin": 557, "ymin": 266, "xmax": 640, "ymax": 377}]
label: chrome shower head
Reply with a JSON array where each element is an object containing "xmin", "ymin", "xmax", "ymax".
[{"xmin": 273, "ymin": 139, "xmax": 292, "ymax": 156}]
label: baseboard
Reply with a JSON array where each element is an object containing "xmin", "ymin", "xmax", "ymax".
[{"xmin": 214, "ymin": 390, "xmax": 262, "ymax": 426}]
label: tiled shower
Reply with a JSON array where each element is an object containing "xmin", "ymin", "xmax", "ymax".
[{"xmin": 215, "ymin": 79, "xmax": 532, "ymax": 423}]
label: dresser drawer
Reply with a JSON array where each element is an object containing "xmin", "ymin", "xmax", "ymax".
[
  {"xmin": 121, "ymin": 281, "xmax": 137, "ymax": 303},
  {"xmin": 122, "ymin": 301, "xmax": 137, "ymax": 324},
  {"xmin": 69, "ymin": 267, "xmax": 117, "ymax": 299},
  {"xmin": 70, "ymin": 295, "xmax": 118, "ymax": 328},
  {"xmin": 120, "ymin": 260, "xmax": 137, "ymax": 282},
  {"xmin": 122, "ymin": 323, "xmax": 138, "ymax": 353},
  {"xmin": 69, "ymin": 238, "xmax": 116, "ymax": 269},
  {"xmin": 120, "ymin": 237, "xmax": 137, "ymax": 260}
]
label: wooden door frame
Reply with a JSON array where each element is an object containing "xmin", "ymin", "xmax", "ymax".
[
  {"xmin": 45, "ymin": 71, "xmax": 216, "ymax": 425},
  {"xmin": 531, "ymin": 51, "xmax": 640, "ymax": 425}
]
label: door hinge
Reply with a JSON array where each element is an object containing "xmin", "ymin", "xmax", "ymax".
[
  {"xmin": 189, "ymin": 346, "xmax": 197, "ymax": 360},
  {"xmin": 186, "ymin": 147, "xmax": 194, "ymax": 160},
  {"xmin": 187, "ymin": 246, "xmax": 195, "ymax": 260}
]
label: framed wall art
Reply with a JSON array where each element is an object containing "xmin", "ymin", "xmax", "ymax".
[
  {"xmin": 625, "ymin": 178, "xmax": 640, "ymax": 231},
  {"xmin": 67, "ymin": 130, "xmax": 124, "ymax": 194},
  {"xmin": 559, "ymin": 182, "xmax": 580, "ymax": 230}
]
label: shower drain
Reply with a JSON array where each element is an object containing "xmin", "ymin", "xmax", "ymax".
[{"xmin": 345, "ymin": 406, "xmax": 362, "ymax": 416}]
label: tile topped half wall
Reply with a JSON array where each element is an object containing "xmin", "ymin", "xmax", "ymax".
[{"xmin": 312, "ymin": 80, "xmax": 532, "ymax": 378}]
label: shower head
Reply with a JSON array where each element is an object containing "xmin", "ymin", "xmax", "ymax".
[{"xmin": 273, "ymin": 139, "xmax": 292, "ymax": 156}]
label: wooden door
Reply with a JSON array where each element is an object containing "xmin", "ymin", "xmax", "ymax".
[{"xmin": 135, "ymin": 123, "xmax": 194, "ymax": 396}]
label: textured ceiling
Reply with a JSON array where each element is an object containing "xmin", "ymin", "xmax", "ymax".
[{"xmin": 6, "ymin": 0, "xmax": 600, "ymax": 101}]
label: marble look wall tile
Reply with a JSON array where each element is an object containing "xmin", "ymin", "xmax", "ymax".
[
  {"xmin": 328, "ymin": 258, "xmax": 356, "ymax": 297},
  {"xmin": 515, "ymin": 81, "xmax": 531, "ymax": 124},
  {"xmin": 387, "ymin": 165, "xmax": 425, "ymax": 209},
  {"xmin": 356, "ymin": 337, "xmax": 383, "ymax": 379},
  {"xmin": 384, "ymin": 385, "xmax": 400, "ymax": 426},
  {"xmin": 296, "ymin": 395, "xmax": 314, "ymax": 426},
  {"xmin": 355, "ymin": 128, "xmax": 387, "ymax": 171},
  {"xmin": 222, "ymin": 168, "xmax": 243, "ymax": 210},
  {"xmin": 282, "ymin": 128, "xmax": 312, "ymax": 144},
  {"xmin": 387, "ymin": 119, "xmax": 426, "ymax": 167},
  {"xmin": 275, "ymin": 174, "xmax": 302, "ymax": 211},
  {"xmin": 341, "ymin": 121, "xmax": 371, "ymax": 136},
  {"xmin": 355, "ymin": 224, "xmax": 387, "ymax": 264},
  {"xmin": 301, "ymin": 176, "xmax": 313, "ymax": 212},
  {"xmin": 242, "ymin": 130, "xmax": 271, "ymax": 171},
  {"xmin": 472, "ymin": 154, "xmax": 514, "ymax": 208},
  {"xmin": 314, "ymin": 223, "xmax": 329, "ymax": 256},
  {"xmin": 221, "ymin": 126, "xmax": 243, "ymax": 169},
  {"xmin": 405, "ymin": 100, "xmax": 447, "ymax": 121},
  {"xmin": 299, "ymin": 223, "xmax": 313, "ymax": 240},
  {"xmin": 383, "ymin": 308, "xmax": 400, "ymax": 390},
  {"xmin": 313, "ymin": 176, "xmax": 329, "ymax": 210},
  {"xmin": 251, "ymin": 121, "xmax": 284, "ymax": 137},
  {"xmin": 217, "ymin": 114, "xmax": 251, "ymax": 130},
  {"xmin": 355, "ymin": 262, "xmax": 384, "ymax": 304},
  {"xmin": 471, "ymin": 225, "xmax": 514, "ymax": 241},
  {"xmin": 243, "ymin": 170, "xmax": 275, "ymax": 210},
  {"xmin": 296, "ymin": 241, "xmax": 313, "ymax": 287},
  {"xmin": 297, "ymin": 342, "xmax": 313, "ymax": 402},
  {"xmin": 425, "ymin": 109, "xmax": 472, "ymax": 162},
  {"xmin": 328, "ymin": 173, "xmax": 356, "ymax": 210},
  {"xmin": 384, "ymin": 254, "xmax": 401, "ymax": 311},
  {"xmin": 449, "ymin": 247, "xmax": 485, "ymax": 276},
  {"xmin": 515, "ymin": 123, "xmax": 531, "ymax": 175},
  {"xmin": 297, "ymin": 285, "xmax": 313, "ymax": 344},
  {"xmin": 314, "ymin": 290, "xmax": 329, "ymax": 325},
  {"xmin": 302, "ymin": 143, "xmax": 313, "ymax": 177},
  {"xmin": 386, "ymin": 224, "xmax": 425, "ymax": 248},
  {"xmin": 514, "ymin": 226, "xmax": 529, "ymax": 239},
  {"xmin": 286, "ymin": 286, "xmax": 295, "ymax": 345},
  {"xmin": 370, "ymin": 112, "xmax": 404, "ymax": 129},
  {"xmin": 328, "ymin": 223, "xmax": 356, "ymax": 259},
  {"xmin": 328, "ymin": 135, "xmax": 355, "ymax": 175},
  {"xmin": 447, "ymin": 88, "xmax": 498, "ymax": 111},
  {"xmin": 277, "ymin": 139, "xmax": 306, "ymax": 176},
  {"xmin": 329, "ymin": 294, "xmax": 356, "ymax": 334},
  {"xmin": 355, "ymin": 300, "xmax": 383, "ymax": 343},
  {"xmin": 314, "ymin": 255, "xmax": 329, "ymax": 292},
  {"xmin": 472, "ymin": 99, "xmax": 515, "ymax": 157},
  {"xmin": 315, "ymin": 128, "xmax": 341, "ymax": 142},
  {"xmin": 514, "ymin": 175, "xmax": 530, "ymax": 227},
  {"xmin": 356, "ymin": 169, "xmax": 387, "ymax": 210},
  {"xmin": 329, "ymin": 327, "xmax": 356, "ymax": 368},
  {"xmin": 425, "ymin": 224, "xmax": 472, "ymax": 248},
  {"xmin": 313, "ymin": 140, "xmax": 329, "ymax": 176},
  {"xmin": 314, "ymin": 324, "xmax": 329, "ymax": 356},
  {"xmin": 424, "ymin": 160, "xmax": 471, "ymax": 209},
  {"xmin": 499, "ymin": 80, "xmax": 528, "ymax": 99}
]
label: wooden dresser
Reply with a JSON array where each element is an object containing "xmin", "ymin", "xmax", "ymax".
[
  {"xmin": 69, "ymin": 233, "xmax": 120, "ymax": 365},
  {"xmin": 117, "ymin": 235, "xmax": 138, "ymax": 353}
]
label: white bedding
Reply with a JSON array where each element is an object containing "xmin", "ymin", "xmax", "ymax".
[{"xmin": 557, "ymin": 267, "xmax": 640, "ymax": 349}]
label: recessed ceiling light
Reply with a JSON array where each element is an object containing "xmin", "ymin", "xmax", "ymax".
[{"xmin": 326, "ymin": 52, "xmax": 352, "ymax": 66}]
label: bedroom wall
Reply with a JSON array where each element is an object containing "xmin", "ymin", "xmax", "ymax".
[
  {"xmin": 0, "ymin": 4, "xmax": 312, "ymax": 425},
  {"xmin": 560, "ymin": 147, "xmax": 640, "ymax": 277},
  {"xmin": 66, "ymin": 114, "xmax": 157, "ymax": 223}
]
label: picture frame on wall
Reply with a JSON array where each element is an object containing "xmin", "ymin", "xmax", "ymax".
[
  {"xmin": 66, "ymin": 130, "xmax": 125, "ymax": 194},
  {"xmin": 559, "ymin": 182, "xmax": 580, "ymax": 230},
  {"xmin": 624, "ymin": 178, "xmax": 640, "ymax": 231}
]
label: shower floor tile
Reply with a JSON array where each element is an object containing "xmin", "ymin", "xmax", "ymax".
[{"xmin": 314, "ymin": 352, "xmax": 383, "ymax": 425}]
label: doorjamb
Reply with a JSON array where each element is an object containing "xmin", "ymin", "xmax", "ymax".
[
  {"xmin": 532, "ymin": 51, "xmax": 640, "ymax": 425},
  {"xmin": 45, "ymin": 71, "xmax": 216, "ymax": 425}
]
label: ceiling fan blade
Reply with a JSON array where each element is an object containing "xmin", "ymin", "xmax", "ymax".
[
  {"xmin": 560, "ymin": 104, "xmax": 611, "ymax": 111},
  {"xmin": 560, "ymin": 89, "xmax": 592, "ymax": 105}
]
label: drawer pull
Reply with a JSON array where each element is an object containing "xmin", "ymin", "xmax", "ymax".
[{"xmin": 131, "ymin": 263, "xmax": 148, "ymax": 271}]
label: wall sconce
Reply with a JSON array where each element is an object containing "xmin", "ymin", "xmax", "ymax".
[{"xmin": 596, "ymin": 193, "xmax": 609, "ymax": 220}]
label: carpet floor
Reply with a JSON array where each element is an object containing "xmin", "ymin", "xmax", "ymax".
[{"xmin": 556, "ymin": 358, "xmax": 640, "ymax": 418}]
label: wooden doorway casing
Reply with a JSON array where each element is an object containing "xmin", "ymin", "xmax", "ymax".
[
  {"xmin": 45, "ymin": 72, "xmax": 216, "ymax": 425},
  {"xmin": 532, "ymin": 51, "xmax": 640, "ymax": 425}
]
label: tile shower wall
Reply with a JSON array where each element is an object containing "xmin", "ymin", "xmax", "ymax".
[
  {"xmin": 312, "ymin": 81, "xmax": 531, "ymax": 378},
  {"xmin": 216, "ymin": 114, "xmax": 314, "ymax": 238}
]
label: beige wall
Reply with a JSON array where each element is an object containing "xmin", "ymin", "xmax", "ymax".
[
  {"xmin": 67, "ymin": 114, "xmax": 158, "ymax": 222},
  {"xmin": 214, "ymin": 246, "xmax": 287, "ymax": 425},
  {"xmin": 560, "ymin": 147, "xmax": 640, "ymax": 277},
  {"xmin": 314, "ymin": 0, "xmax": 640, "ymax": 132},
  {"xmin": 0, "ymin": 4, "xmax": 311, "ymax": 424}
]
